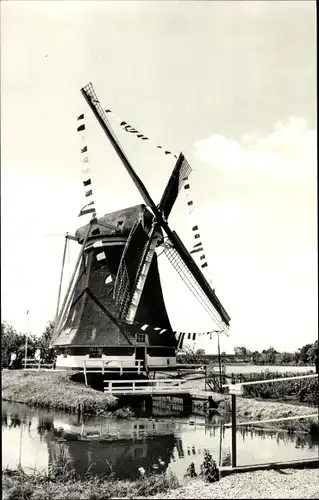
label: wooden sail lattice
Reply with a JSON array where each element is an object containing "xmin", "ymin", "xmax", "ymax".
[
  {"xmin": 162, "ymin": 240, "xmax": 228, "ymax": 331},
  {"xmin": 113, "ymin": 221, "xmax": 149, "ymax": 319}
]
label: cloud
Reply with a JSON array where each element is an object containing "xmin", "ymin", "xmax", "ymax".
[{"xmin": 194, "ymin": 117, "xmax": 316, "ymax": 184}]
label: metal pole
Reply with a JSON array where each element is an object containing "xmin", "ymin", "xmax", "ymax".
[
  {"xmin": 231, "ymin": 394, "xmax": 237, "ymax": 468},
  {"xmin": 52, "ymin": 224, "xmax": 91, "ymax": 343},
  {"xmin": 24, "ymin": 310, "xmax": 29, "ymax": 369},
  {"xmin": 217, "ymin": 332, "xmax": 223, "ymax": 393},
  {"xmin": 24, "ymin": 334, "xmax": 28, "ymax": 369},
  {"xmin": 55, "ymin": 233, "xmax": 69, "ymax": 323}
]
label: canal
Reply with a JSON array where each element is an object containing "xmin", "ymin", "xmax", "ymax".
[{"xmin": 2, "ymin": 401, "xmax": 318, "ymax": 480}]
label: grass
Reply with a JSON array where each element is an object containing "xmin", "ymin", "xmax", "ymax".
[
  {"xmin": 2, "ymin": 467, "xmax": 180, "ymax": 500},
  {"xmin": 218, "ymin": 397, "xmax": 317, "ymax": 432},
  {"xmin": 1, "ymin": 370, "xmax": 118, "ymax": 415}
]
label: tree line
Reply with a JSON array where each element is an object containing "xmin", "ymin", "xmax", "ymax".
[
  {"xmin": 1, "ymin": 319, "xmax": 318, "ymax": 370},
  {"xmin": 177, "ymin": 342, "xmax": 318, "ymax": 367},
  {"xmin": 1, "ymin": 320, "xmax": 55, "ymax": 368}
]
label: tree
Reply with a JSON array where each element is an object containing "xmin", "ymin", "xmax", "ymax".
[
  {"xmin": 177, "ymin": 346, "xmax": 208, "ymax": 365},
  {"xmin": 307, "ymin": 341, "xmax": 318, "ymax": 364},
  {"xmin": 38, "ymin": 320, "xmax": 56, "ymax": 362},
  {"xmin": 1, "ymin": 322, "xmax": 38, "ymax": 368},
  {"xmin": 261, "ymin": 346, "xmax": 278, "ymax": 364},
  {"xmin": 298, "ymin": 343, "xmax": 313, "ymax": 364}
]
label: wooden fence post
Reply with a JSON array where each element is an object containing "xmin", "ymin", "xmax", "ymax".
[{"xmin": 231, "ymin": 394, "xmax": 237, "ymax": 468}]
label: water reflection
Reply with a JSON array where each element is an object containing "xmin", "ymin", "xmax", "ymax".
[{"xmin": 2, "ymin": 402, "xmax": 318, "ymax": 480}]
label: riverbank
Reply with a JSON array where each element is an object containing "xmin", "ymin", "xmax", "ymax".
[
  {"xmin": 217, "ymin": 397, "xmax": 317, "ymax": 432},
  {"xmin": 1, "ymin": 370, "xmax": 117, "ymax": 414},
  {"xmin": 2, "ymin": 467, "xmax": 319, "ymax": 499},
  {"xmin": 185, "ymin": 378, "xmax": 317, "ymax": 433},
  {"xmin": 2, "ymin": 371, "xmax": 317, "ymax": 432}
]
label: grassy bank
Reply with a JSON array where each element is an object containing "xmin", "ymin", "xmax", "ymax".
[
  {"xmin": 183, "ymin": 375, "xmax": 317, "ymax": 432},
  {"xmin": 2, "ymin": 468, "xmax": 179, "ymax": 500},
  {"xmin": 3, "ymin": 467, "xmax": 319, "ymax": 500},
  {"xmin": 1, "ymin": 370, "xmax": 117, "ymax": 415},
  {"xmin": 217, "ymin": 396, "xmax": 317, "ymax": 432}
]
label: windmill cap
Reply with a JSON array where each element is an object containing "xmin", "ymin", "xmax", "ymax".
[{"xmin": 76, "ymin": 204, "xmax": 161, "ymax": 243}]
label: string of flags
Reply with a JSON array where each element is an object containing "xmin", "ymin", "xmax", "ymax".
[
  {"xmin": 78, "ymin": 106, "xmax": 213, "ymax": 291},
  {"xmin": 77, "ymin": 114, "xmax": 97, "ymax": 219},
  {"xmin": 127, "ymin": 321, "xmax": 221, "ymax": 350},
  {"xmin": 104, "ymin": 109, "xmax": 178, "ymax": 159},
  {"xmin": 103, "ymin": 107, "xmax": 210, "ymax": 271},
  {"xmin": 183, "ymin": 181, "xmax": 208, "ymax": 270}
]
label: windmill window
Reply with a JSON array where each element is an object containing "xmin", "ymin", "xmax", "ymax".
[
  {"xmin": 63, "ymin": 348, "xmax": 71, "ymax": 358},
  {"xmin": 89, "ymin": 347, "xmax": 103, "ymax": 358},
  {"xmin": 117, "ymin": 220, "xmax": 124, "ymax": 227},
  {"xmin": 134, "ymin": 447, "xmax": 144, "ymax": 459},
  {"xmin": 136, "ymin": 333, "xmax": 148, "ymax": 344}
]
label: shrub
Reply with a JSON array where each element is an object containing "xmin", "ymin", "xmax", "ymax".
[
  {"xmin": 199, "ymin": 450, "xmax": 219, "ymax": 483},
  {"xmin": 185, "ymin": 462, "xmax": 197, "ymax": 478},
  {"xmin": 230, "ymin": 371, "xmax": 318, "ymax": 406}
]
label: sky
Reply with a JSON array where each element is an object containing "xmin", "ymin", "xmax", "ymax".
[{"xmin": 1, "ymin": 0, "xmax": 317, "ymax": 354}]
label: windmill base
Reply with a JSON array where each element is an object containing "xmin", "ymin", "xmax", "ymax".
[{"xmin": 55, "ymin": 353, "xmax": 177, "ymax": 371}]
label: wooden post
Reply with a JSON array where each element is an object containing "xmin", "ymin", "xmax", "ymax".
[
  {"xmin": 83, "ymin": 361, "xmax": 88, "ymax": 387},
  {"xmin": 205, "ymin": 365, "xmax": 207, "ymax": 391},
  {"xmin": 231, "ymin": 394, "xmax": 237, "ymax": 468}
]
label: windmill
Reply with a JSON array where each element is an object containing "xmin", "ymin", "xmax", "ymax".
[{"xmin": 52, "ymin": 82, "xmax": 230, "ymax": 378}]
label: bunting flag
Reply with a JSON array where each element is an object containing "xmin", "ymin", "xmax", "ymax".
[
  {"xmin": 125, "ymin": 319, "xmax": 223, "ymax": 344},
  {"xmin": 77, "ymin": 113, "xmax": 97, "ymax": 221},
  {"xmin": 104, "ymin": 108, "xmax": 178, "ymax": 159},
  {"xmin": 183, "ymin": 178, "xmax": 211, "ymax": 272},
  {"xmin": 96, "ymin": 106, "xmax": 213, "ymax": 280},
  {"xmin": 100, "ymin": 107, "xmax": 211, "ymax": 272}
]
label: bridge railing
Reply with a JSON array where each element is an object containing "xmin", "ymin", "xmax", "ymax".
[
  {"xmin": 222, "ymin": 373, "xmax": 318, "ymax": 469},
  {"xmin": 106, "ymin": 378, "xmax": 184, "ymax": 394}
]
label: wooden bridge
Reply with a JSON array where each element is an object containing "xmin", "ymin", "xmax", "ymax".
[{"xmin": 104, "ymin": 378, "xmax": 190, "ymax": 396}]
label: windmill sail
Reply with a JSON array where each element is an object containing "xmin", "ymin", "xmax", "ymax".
[
  {"xmin": 158, "ymin": 154, "xmax": 192, "ymax": 219},
  {"xmin": 81, "ymin": 82, "xmax": 230, "ymax": 330}
]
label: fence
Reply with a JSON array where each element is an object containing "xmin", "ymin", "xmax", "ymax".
[
  {"xmin": 23, "ymin": 358, "xmax": 54, "ymax": 370},
  {"xmin": 222, "ymin": 373, "xmax": 318, "ymax": 469}
]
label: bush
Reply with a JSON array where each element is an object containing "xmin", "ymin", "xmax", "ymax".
[
  {"xmin": 185, "ymin": 462, "xmax": 197, "ymax": 478},
  {"xmin": 113, "ymin": 406, "xmax": 134, "ymax": 419},
  {"xmin": 199, "ymin": 450, "xmax": 219, "ymax": 483}
]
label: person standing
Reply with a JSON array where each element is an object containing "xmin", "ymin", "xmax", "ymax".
[{"xmin": 9, "ymin": 352, "xmax": 17, "ymax": 370}]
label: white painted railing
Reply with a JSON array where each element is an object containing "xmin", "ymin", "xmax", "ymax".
[
  {"xmin": 82, "ymin": 359, "xmax": 143, "ymax": 374},
  {"xmin": 24, "ymin": 359, "xmax": 54, "ymax": 370},
  {"xmin": 106, "ymin": 378, "xmax": 184, "ymax": 394},
  {"xmin": 82, "ymin": 359, "xmax": 143, "ymax": 386},
  {"xmin": 222, "ymin": 373, "xmax": 318, "ymax": 388}
]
